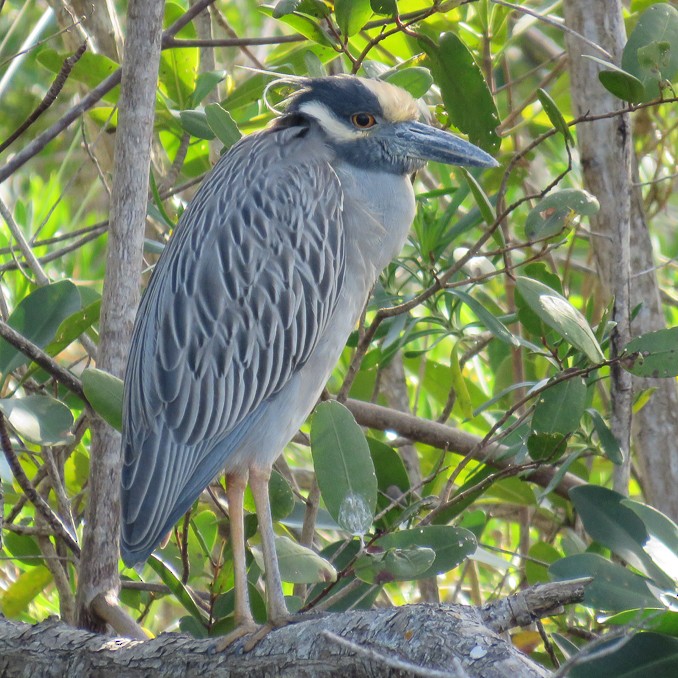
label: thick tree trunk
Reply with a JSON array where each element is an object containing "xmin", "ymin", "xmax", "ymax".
[
  {"xmin": 563, "ymin": 0, "xmax": 678, "ymax": 518},
  {"xmin": 2, "ymin": 578, "xmax": 590, "ymax": 677},
  {"xmin": 75, "ymin": 0, "xmax": 166, "ymax": 631}
]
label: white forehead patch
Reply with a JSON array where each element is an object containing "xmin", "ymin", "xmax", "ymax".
[
  {"xmin": 297, "ymin": 100, "xmax": 361, "ymax": 140},
  {"xmin": 359, "ymin": 78, "xmax": 419, "ymax": 122}
]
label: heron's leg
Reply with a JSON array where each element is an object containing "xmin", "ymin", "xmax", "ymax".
[
  {"xmin": 226, "ymin": 470, "xmax": 256, "ymax": 630},
  {"xmin": 249, "ymin": 465, "xmax": 289, "ymax": 622}
]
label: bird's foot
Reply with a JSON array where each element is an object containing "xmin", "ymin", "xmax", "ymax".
[{"xmin": 214, "ymin": 621, "xmax": 259, "ymax": 651}]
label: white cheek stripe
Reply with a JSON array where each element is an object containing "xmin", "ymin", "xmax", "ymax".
[{"xmin": 297, "ymin": 101, "xmax": 362, "ymax": 141}]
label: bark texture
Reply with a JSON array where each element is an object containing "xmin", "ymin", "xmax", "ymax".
[
  {"xmin": 563, "ymin": 0, "xmax": 678, "ymax": 519},
  {"xmin": 75, "ymin": 0, "xmax": 166, "ymax": 631},
  {"xmin": 0, "ymin": 601, "xmax": 559, "ymax": 677}
]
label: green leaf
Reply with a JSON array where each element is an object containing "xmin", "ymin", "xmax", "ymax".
[
  {"xmin": 159, "ymin": 2, "xmax": 198, "ymax": 109},
  {"xmin": 460, "ymin": 167, "xmax": 496, "ymax": 226},
  {"xmin": 0, "ymin": 280, "xmax": 82, "ymax": 378},
  {"xmin": 385, "ymin": 67, "xmax": 434, "ymax": 98},
  {"xmin": 583, "ymin": 55, "xmax": 647, "ymax": 103},
  {"xmin": 37, "ymin": 50, "xmax": 120, "ymax": 105},
  {"xmin": 180, "ymin": 110, "xmax": 215, "ymax": 140},
  {"xmin": 370, "ymin": 0, "xmax": 396, "ymax": 16},
  {"xmin": 599, "ymin": 69, "xmax": 646, "ymax": 103},
  {"xmin": 586, "ymin": 408, "xmax": 623, "ymax": 464},
  {"xmin": 536, "ymin": 88, "xmax": 573, "ymax": 142},
  {"xmin": 244, "ymin": 470, "xmax": 295, "ymax": 522},
  {"xmin": 526, "ymin": 541, "xmax": 562, "ymax": 585},
  {"xmin": 570, "ymin": 485, "xmax": 674, "ymax": 589},
  {"xmin": 568, "ymin": 632, "xmax": 678, "ymax": 678},
  {"xmin": 191, "ymin": 510, "xmax": 218, "ymax": 556},
  {"xmin": 147, "ymin": 555, "xmax": 208, "ymax": 625},
  {"xmin": 515, "ymin": 277, "xmax": 605, "ymax": 363},
  {"xmin": 311, "ymin": 401, "xmax": 377, "ymax": 535},
  {"xmin": 189, "ymin": 70, "xmax": 226, "ymax": 108},
  {"xmin": 622, "ymin": 3, "xmax": 678, "ymax": 101},
  {"xmin": 0, "ymin": 565, "xmax": 52, "ymax": 617},
  {"xmin": 622, "ymin": 499, "xmax": 678, "ymax": 587},
  {"xmin": 43, "ymin": 298, "xmax": 101, "ymax": 359},
  {"xmin": 368, "ymin": 437, "xmax": 410, "ymax": 525},
  {"xmin": 525, "ymin": 189, "xmax": 600, "ymax": 240},
  {"xmin": 550, "ymin": 553, "xmax": 659, "ymax": 612},
  {"xmin": 449, "ymin": 342, "xmax": 473, "ymax": 419},
  {"xmin": 355, "ymin": 546, "xmax": 436, "ymax": 583},
  {"xmin": 81, "ymin": 368, "xmax": 123, "ymax": 432},
  {"xmin": 0, "ymin": 395, "xmax": 74, "ymax": 445},
  {"xmin": 374, "ymin": 526, "xmax": 477, "ymax": 579},
  {"xmin": 251, "ymin": 536, "xmax": 337, "ymax": 584},
  {"xmin": 419, "ymin": 32, "xmax": 500, "ymax": 153},
  {"xmin": 622, "ymin": 327, "xmax": 678, "ymax": 378},
  {"xmin": 272, "ymin": 0, "xmax": 330, "ymax": 19},
  {"xmin": 205, "ymin": 103, "xmax": 242, "ymax": 149},
  {"xmin": 261, "ymin": 6, "xmax": 338, "ymax": 48},
  {"xmin": 527, "ymin": 431, "xmax": 568, "ymax": 462},
  {"xmin": 335, "ymin": 0, "xmax": 372, "ymax": 37},
  {"xmin": 532, "ymin": 377, "xmax": 587, "ymax": 435},
  {"xmin": 605, "ymin": 608, "xmax": 678, "ymax": 637},
  {"xmin": 447, "ymin": 289, "xmax": 520, "ymax": 347},
  {"xmin": 1, "ymin": 533, "xmax": 44, "ymax": 567}
]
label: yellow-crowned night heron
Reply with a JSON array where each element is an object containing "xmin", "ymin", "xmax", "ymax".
[{"xmin": 121, "ymin": 75, "xmax": 497, "ymax": 638}]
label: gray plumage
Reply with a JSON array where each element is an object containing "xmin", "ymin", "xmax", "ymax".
[{"xmin": 120, "ymin": 75, "xmax": 497, "ymax": 615}]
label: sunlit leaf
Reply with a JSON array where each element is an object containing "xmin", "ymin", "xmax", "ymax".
[
  {"xmin": 205, "ymin": 103, "xmax": 242, "ymax": 149},
  {"xmin": 515, "ymin": 277, "xmax": 605, "ymax": 363},
  {"xmin": 335, "ymin": 0, "xmax": 372, "ymax": 37},
  {"xmin": 536, "ymin": 88, "xmax": 573, "ymax": 142},
  {"xmin": 311, "ymin": 401, "xmax": 377, "ymax": 535},
  {"xmin": 550, "ymin": 553, "xmax": 659, "ymax": 612},
  {"xmin": 532, "ymin": 377, "xmax": 586, "ymax": 435},
  {"xmin": 252, "ymin": 536, "xmax": 337, "ymax": 584},
  {"xmin": 0, "ymin": 395, "xmax": 73, "ymax": 445},
  {"xmin": 81, "ymin": 368, "xmax": 123, "ymax": 432},
  {"xmin": 147, "ymin": 555, "xmax": 208, "ymax": 625},
  {"xmin": 525, "ymin": 189, "xmax": 600, "ymax": 240},
  {"xmin": 0, "ymin": 281, "xmax": 82, "ymax": 379},
  {"xmin": 385, "ymin": 67, "xmax": 433, "ymax": 98},
  {"xmin": 622, "ymin": 327, "xmax": 678, "ymax": 378},
  {"xmin": 622, "ymin": 2, "xmax": 678, "ymax": 101},
  {"xmin": 375, "ymin": 526, "xmax": 476, "ymax": 578},
  {"xmin": 355, "ymin": 546, "xmax": 435, "ymax": 583},
  {"xmin": 419, "ymin": 32, "xmax": 500, "ymax": 153},
  {"xmin": 0, "ymin": 565, "xmax": 53, "ymax": 617}
]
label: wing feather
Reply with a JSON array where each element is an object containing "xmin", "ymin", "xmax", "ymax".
[{"xmin": 121, "ymin": 124, "xmax": 345, "ymax": 563}]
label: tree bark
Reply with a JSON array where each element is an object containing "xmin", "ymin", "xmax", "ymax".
[
  {"xmin": 2, "ymin": 578, "xmax": 590, "ymax": 677},
  {"xmin": 563, "ymin": 0, "xmax": 633, "ymax": 494},
  {"xmin": 563, "ymin": 0, "xmax": 678, "ymax": 519},
  {"xmin": 75, "ymin": 0, "xmax": 166, "ymax": 632}
]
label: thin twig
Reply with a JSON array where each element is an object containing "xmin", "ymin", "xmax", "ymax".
[
  {"xmin": 491, "ymin": 0, "xmax": 612, "ymax": 59},
  {"xmin": 0, "ymin": 414, "xmax": 81, "ymax": 556},
  {"xmin": 0, "ymin": 42, "xmax": 87, "ymax": 155},
  {"xmin": 0, "ymin": 0, "xmax": 217, "ymax": 184},
  {"xmin": 0, "ymin": 320, "xmax": 87, "ymax": 401},
  {"xmin": 0, "ymin": 196, "xmax": 49, "ymax": 285}
]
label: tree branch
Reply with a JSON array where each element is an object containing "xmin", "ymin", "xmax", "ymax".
[{"xmin": 0, "ymin": 584, "xmax": 586, "ymax": 677}]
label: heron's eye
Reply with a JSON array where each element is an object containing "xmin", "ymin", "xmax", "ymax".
[{"xmin": 351, "ymin": 113, "xmax": 377, "ymax": 129}]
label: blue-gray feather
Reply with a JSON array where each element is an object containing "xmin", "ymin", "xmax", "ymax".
[{"xmin": 121, "ymin": 120, "xmax": 345, "ymax": 564}]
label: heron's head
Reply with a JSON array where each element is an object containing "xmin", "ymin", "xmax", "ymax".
[{"xmin": 284, "ymin": 75, "xmax": 498, "ymax": 175}]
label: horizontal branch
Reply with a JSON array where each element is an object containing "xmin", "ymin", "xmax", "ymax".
[
  {"xmin": 0, "ymin": 585, "xmax": 584, "ymax": 677},
  {"xmin": 345, "ymin": 398, "xmax": 584, "ymax": 498}
]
